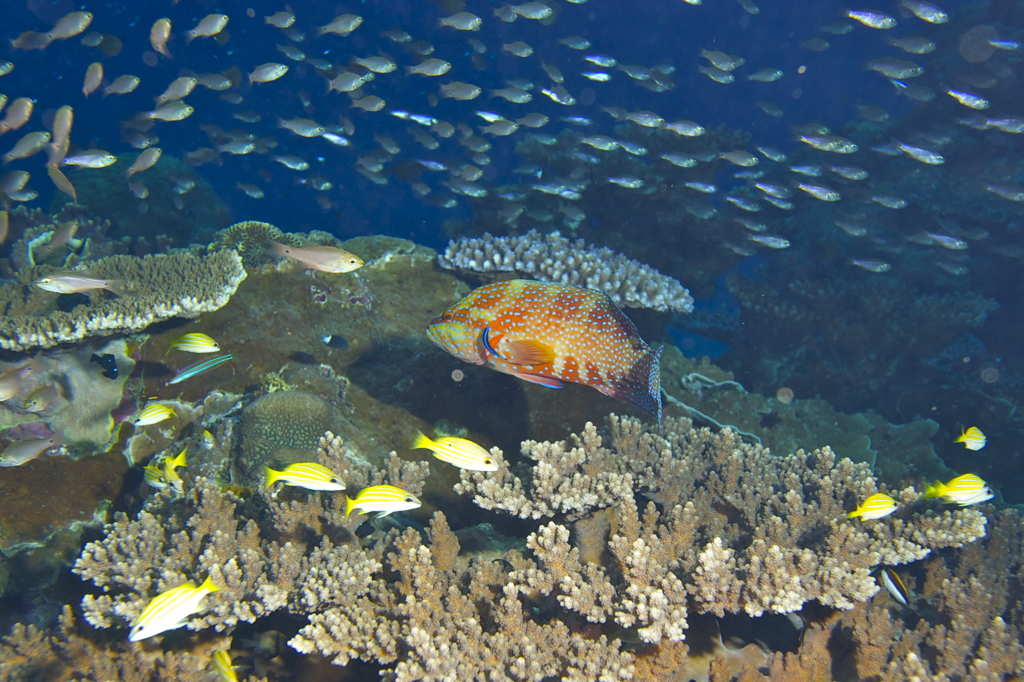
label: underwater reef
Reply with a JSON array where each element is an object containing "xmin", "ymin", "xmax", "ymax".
[
  {"xmin": 0, "ymin": 207, "xmax": 1017, "ymax": 681},
  {"xmin": 0, "ymin": 415, "xmax": 1017, "ymax": 681}
]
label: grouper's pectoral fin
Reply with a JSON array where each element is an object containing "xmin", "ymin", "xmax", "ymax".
[
  {"xmin": 504, "ymin": 339, "xmax": 556, "ymax": 366},
  {"xmin": 510, "ymin": 371, "xmax": 563, "ymax": 388}
]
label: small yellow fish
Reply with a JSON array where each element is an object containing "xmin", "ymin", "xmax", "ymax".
[
  {"xmin": 345, "ymin": 485, "xmax": 421, "ymax": 519},
  {"xmin": 269, "ymin": 241, "xmax": 364, "ymax": 273},
  {"xmin": 169, "ymin": 332, "xmax": 220, "ymax": 354},
  {"xmin": 134, "ymin": 403, "xmax": 176, "ymax": 426},
  {"xmin": 922, "ymin": 473, "xmax": 993, "ymax": 506},
  {"xmin": 143, "ymin": 464, "xmax": 169, "ymax": 490},
  {"xmin": 847, "ymin": 493, "xmax": 897, "ymax": 520},
  {"xmin": 212, "ymin": 649, "xmax": 239, "ymax": 682},
  {"xmin": 144, "ymin": 449, "xmax": 186, "ymax": 492},
  {"xmin": 165, "ymin": 449, "xmax": 187, "ymax": 489},
  {"xmin": 412, "ymin": 431, "xmax": 498, "ymax": 471},
  {"xmin": 129, "ymin": 576, "xmax": 219, "ymax": 641},
  {"xmin": 953, "ymin": 426, "xmax": 986, "ymax": 451},
  {"xmin": 265, "ymin": 463, "xmax": 345, "ymax": 491}
]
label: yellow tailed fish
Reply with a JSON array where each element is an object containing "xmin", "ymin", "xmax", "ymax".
[
  {"xmin": 344, "ymin": 485, "xmax": 421, "ymax": 519},
  {"xmin": 846, "ymin": 493, "xmax": 897, "ymax": 520},
  {"xmin": 128, "ymin": 576, "xmax": 219, "ymax": 641},
  {"xmin": 169, "ymin": 332, "xmax": 220, "ymax": 354},
  {"xmin": 921, "ymin": 473, "xmax": 993, "ymax": 506},
  {"xmin": 264, "ymin": 462, "xmax": 345, "ymax": 491},
  {"xmin": 412, "ymin": 431, "xmax": 498, "ymax": 471},
  {"xmin": 143, "ymin": 464, "xmax": 170, "ymax": 490},
  {"xmin": 144, "ymin": 449, "xmax": 187, "ymax": 494},
  {"xmin": 953, "ymin": 426, "xmax": 986, "ymax": 450},
  {"xmin": 134, "ymin": 403, "xmax": 175, "ymax": 426},
  {"xmin": 212, "ymin": 649, "xmax": 239, "ymax": 682}
]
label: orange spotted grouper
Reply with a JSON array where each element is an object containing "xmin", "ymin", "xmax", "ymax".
[{"xmin": 425, "ymin": 279, "xmax": 662, "ymax": 420}]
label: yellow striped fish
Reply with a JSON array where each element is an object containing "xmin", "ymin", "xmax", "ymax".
[
  {"xmin": 412, "ymin": 431, "xmax": 499, "ymax": 471},
  {"xmin": 169, "ymin": 332, "xmax": 221, "ymax": 354},
  {"xmin": 953, "ymin": 426, "xmax": 986, "ymax": 450},
  {"xmin": 264, "ymin": 462, "xmax": 345, "ymax": 491},
  {"xmin": 846, "ymin": 492, "xmax": 897, "ymax": 520},
  {"xmin": 143, "ymin": 450, "xmax": 186, "ymax": 494},
  {"xmin": 922, "ymin": 473, "xmax": 993, "ymax": 506},
  {"xmin": 129, "ymin": 576, "xmax": 219, "ymax": 641},
  {"xmin": 212, "ymin": 649, "xmax": 239, "ymax": 682},
  {"xmin": 344, "ymin": 485, "xmax": 421, "ymax": 519},
  {"xmin": 134, "ymin": 403, "xmax": 175, "ymax": 426}
]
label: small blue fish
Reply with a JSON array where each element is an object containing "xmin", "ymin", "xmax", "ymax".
[{"xmin": 167, "ymin": 354, "xmax": 233, "ymax": 385}]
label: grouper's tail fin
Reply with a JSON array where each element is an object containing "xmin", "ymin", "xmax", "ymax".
[{"xmin": 616, "ymin": 345, "xmax": 662, "ymax": 422}]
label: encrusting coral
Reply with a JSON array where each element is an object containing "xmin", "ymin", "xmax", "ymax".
[
  {"xmin": 437, "ymin": 229, "xmax": 694, "ymax": 313},
  {"xmin": 0, "ymin": 249, "xmax": 247, "ymax": 351}
]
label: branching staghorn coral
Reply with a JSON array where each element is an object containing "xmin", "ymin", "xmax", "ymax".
[
  {"xmin": 290, "ymin": 514, "xmax": 637, "ymax": 682},
  {"xmin": 14, "ymin": 419, "xmax": 1011, "ymax": 681},
  {"xmin": 72, "ymin": 431, "xmax": 429, "ymax": 639},
  {"xmin": 437, "ymin": 229, "xmax": 694, "ymax": 313},
  {"xmin": 456, "ymin": 415, "xmax": 987, "ymax": 633},
  {"xmin": 0, "ymin": 605, "xmax": 242, "ymax": 682}
]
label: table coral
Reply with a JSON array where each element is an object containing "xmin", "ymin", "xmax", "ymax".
[{"xmin": 0, "ymin": 249, "xmax": 246, "ymax": 351}]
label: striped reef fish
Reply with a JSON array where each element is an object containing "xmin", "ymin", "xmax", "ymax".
[
  {"xmin": 953, "ymin": 426, "xmax": 986, "ymax": 450},
  {"xmin": 134, "ymin": 403, "xmax": 175, "ymax": 426},
  {"xmin": 169, "ymin": 332, "xmax": 220, "ymax": 354},
  {"xmin": 412, "ymin": 431, "xmax": 498, "ymax": 471},
  {"xmin": 129, "ymin": 576, "xmax": 219, "ymax": 641},
  {"xmin": 846, "ymin": 492, "xmax": 897, "ymax": 520},
  {"xmin": 264, "ymin": 462, "xmax": 345, "ymax": 491},
  {"xmin": 344, "ymin": 484, "xmax": 421, "ymax": 519},
  {"xmin": 212, "ymin": 650, "xmax": 239, "ymax": 682},
  {"xmin": 144, "ymin": 449, "xmax": 187, "ymax": 494},
  {"xmin": 425, "ymin": 280, "xmax": 663, "ymax": 420},
  {"xmin": 922, "ymin": 473, "xmax": 993, "ymax": 506}
]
